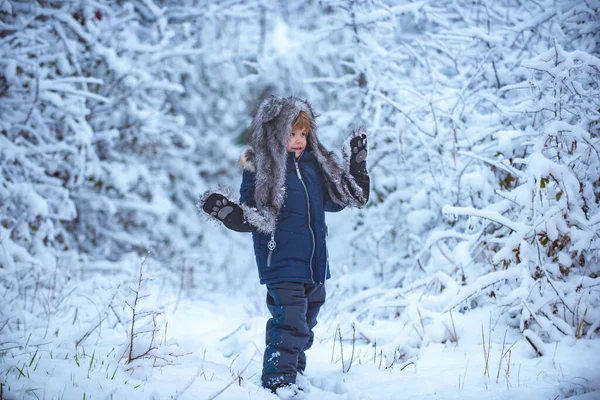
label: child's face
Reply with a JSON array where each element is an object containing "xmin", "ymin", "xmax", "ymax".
[{"xmin": 287, "ymin": 127, "xmax": 308, "ymax": 158}]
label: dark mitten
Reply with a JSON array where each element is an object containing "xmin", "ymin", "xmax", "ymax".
[
  {"xmin": 349, "ymin": 134, "xmax": 368, "ymax": 175},
  {"xmin": 354, "ymin": 173, "xmax": 370, "ymax": 205},
  {"xmin": 202, "ymin": 193, "xmax": 254, "ymax": 232}
]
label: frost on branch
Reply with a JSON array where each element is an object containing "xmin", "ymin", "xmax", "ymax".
[
  {"xmin": 444, "ymin": 43, "xmax": 600, "ymax": 342},
  {"xmin": 125, "ymin": 255, "xmax": 181, "ymax": 367},
  {"xmin": 320, "ymin": 1, "xmax": 600, "ymax": 368}
]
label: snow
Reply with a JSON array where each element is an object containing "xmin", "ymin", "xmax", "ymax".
[
  {"xmin": 406, "ymin": 209, "xmax": 437, "ymax": 234},
  {"xmin": 10, "ymin": 183, "xmax": 49, "ymax": 218},
  {"xmin": 5, "ymin": 280, "xmax": 599, "ymax": 399},
  {"xmin": 2, "ymin": 0, "xmax": 599, "ymax": 399},
  {"xmin": 442, "ymin": 205, "xmax": 528, "ymax": 234},
  {"xmin": 273, "ymin": 20, "xmax": 300, "ymax": 56}
]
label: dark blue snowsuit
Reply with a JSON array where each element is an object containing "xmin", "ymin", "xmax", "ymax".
[{"xmin": 240, "ymin": 151, "xmax": 344, "ymax": 387}]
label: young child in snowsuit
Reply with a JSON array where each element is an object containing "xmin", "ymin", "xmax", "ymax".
[{"xmin": 200, "ymin": 96, "xmax": 369, "ymax": 394}]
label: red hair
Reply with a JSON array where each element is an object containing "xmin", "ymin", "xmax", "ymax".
[{"xmin": 292, "ymin": 111, "xmax": 311, "ymax": 134}]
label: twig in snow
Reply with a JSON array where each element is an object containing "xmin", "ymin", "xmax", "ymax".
[
  {"xmin": 331, "ymin": 325, "xmax": 338, "ymax": 363},
  {"xmin": 206, "ymin": 356, "xmax": 253, "ymax": 400},
  {"xmin": 411, "ymin": 320, "xmax": 424, "ymax": 341},
  {"xmin": 417, "ymin": 307, "xmax": 425, "ymax": 333},
  {"xmin": 443, "ymin": 269, "xmax": 520, "ymax": 313},
  {"xmin": 338, "ymin": 327, "xmax": 345, "ymax": 372},
  {"xmin": 442, "ymin": 205, "xmax": 526, "ymax": 233},
  {"xmin": 76, "ymin": 315, "xmax": 107, "ymax": 347},
  {"xmin": 496, "ymin": 328, "xmax": 508, "ymax": 384},
  {"xmin": 533, "ymin": 234, "xmax": 578, "ymax": 325},
  {"xmin": 449, "ymin": 310, "xmax": 458, "ymax": 344},
  {"xmin": 461, "ymin": 359, "xmax": 469, "ymax": 390},
  {"xmin": 172, "ymin": 366, "xmax": 204, "ymax": 400},
  {"xmin": 576, "ymin": 307, "xmax": 588, "ymax": 338},
  {"xmin": 373, "ymin": 339, "xmax": 377, "ymax": 364},
  {"xmin": 228, "ymin": 354, "xmax": 240, "ymax": 372},
  {"xmin": 458, "ymin": 150, "xmax": 525, "ymax": 180},
  {"xmin": 505, "ymin": 350, "xmax": 512, "ymax": 389},
  {"xmin": 523, "ymin": 330, "xmax": 544, "ymax": 357},
  {"xmin": 76, "ymin": 291, "xmax": 120, "ymax": 346},
  {"xmin": 400, "ymin": 361, "xmax": 415, "ymax": 371},
  {"xmin": 343, "ymin": 323, "xmax": 356, "ymax": 373},
  {"xmin": 219, "ymin": 323, "xmax": 251, "ymax": 342},
  {"xmin": 481, "ymin": 315, "xmax": 493, "ymax": 378},
  {"xmin": 524, "ymin": 336, "xmax": 542, "ymax": 357},
  {"xmin": 370, "ymin": 90, "xmax": 434, "ymax": 138},
  {"xmin": 487, "ymin": 314, "xmax": 492, "ymax": 374},
  {"xmin": 125, "ymin": 253, "xmax": 179, "ymax": 365},
  {"xmin": 481, "ymin": 323, "xmax": 489, "ymax": 378}
]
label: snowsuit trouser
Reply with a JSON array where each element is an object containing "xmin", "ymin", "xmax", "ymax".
[{"xmin": 261, "ymin": 281, "xmax": 326, "ymax": 388}]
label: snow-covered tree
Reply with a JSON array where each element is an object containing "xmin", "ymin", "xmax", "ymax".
[
  {"xmin": 444, "ymin": 42, "xmax": 600, "ymax": 341},
  {"xmin": 1, "ymin": 1, "xmax": 598, "ymax": 397},
  {"xmin": 310, "ymin": 0, "xmax": 599, "ymax": 360}
]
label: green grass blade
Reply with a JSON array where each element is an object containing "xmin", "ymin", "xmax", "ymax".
[{"xmin": 29, "ymin": 349, "xmax": 38, "ymax": 367}]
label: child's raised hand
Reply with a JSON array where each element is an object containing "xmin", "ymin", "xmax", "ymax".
[
  {"xmin": 206, "ymin": 195, "xmax": 234, "ymax": 219},
  {"xmin": 349, "ymin": 133, "xmax": 368, "ymax": 175}
]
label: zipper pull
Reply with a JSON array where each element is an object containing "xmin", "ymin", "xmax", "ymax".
[
  {"xmin": 294, "ymin": 161, "xmax": 302, "ymax": 179},
  {"xmin": 267, "ymin": 232, "xmax": 276, "ymax": 250}
]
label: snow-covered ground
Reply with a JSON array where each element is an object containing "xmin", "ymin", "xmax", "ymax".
[
  {"xmin": 155, "ymin": 295, "xmax": 600, "ymax": 400},
  {"xmin": 2, "ymin": 206, "xmax": 599, "ymax": 400},
  {"xmin": 4, "ymin": 281, "xmax": 598, "ymax": 400},
  {"xmin": 2, "ymin": 1, "xmax": 599, "ymax": 399}
]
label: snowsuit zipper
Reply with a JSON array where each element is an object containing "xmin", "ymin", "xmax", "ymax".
[
  {"xmin": 266, "ymin": 232, "xmax": 276, "ymax": 268},
  {"xmin": 294, "ymin": 155, "xmax": 315, "ymax": 283}
]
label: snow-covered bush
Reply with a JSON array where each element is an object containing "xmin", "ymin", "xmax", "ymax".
[
  {"xmin": 319, "ymin": 0, "xmax": 600, "ymax": 366},
  {"xmin": 0, "ymin": 1, "xmax": 192, "ymax": 279},
  {"xmin": 1, "ymin": 0, "xmax": 599, "ymax": 397},
  {"xmin": 444, "ymin": 43, "xmax": 600, "ymax": 342},
  {"xmin": 1, "ymin": 1, "xmax": 266, "ymax": 397}
]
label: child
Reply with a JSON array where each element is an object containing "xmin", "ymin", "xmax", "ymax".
[{"xmin": 200, "ymin": 96, "xmax": 369, "ymax": 395}]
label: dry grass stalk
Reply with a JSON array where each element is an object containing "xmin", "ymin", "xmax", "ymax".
[{"xmin": 496, "ymin": 328, "xmax": 508, "ymax": 384}]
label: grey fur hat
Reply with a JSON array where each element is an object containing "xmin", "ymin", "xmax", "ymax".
[{"xmin": 199, "ymin": 95, "xmax": 367, "ymax": 233}]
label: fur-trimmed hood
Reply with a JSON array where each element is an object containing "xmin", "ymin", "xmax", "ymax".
[{"xmin": 239, "ymin": 96, "xmax": 366, "ymax": 230}]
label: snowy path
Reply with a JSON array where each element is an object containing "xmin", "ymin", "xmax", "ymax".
[{"xmin": 140, "ymin": 295, "xmax": 600, "ymax": 400}]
